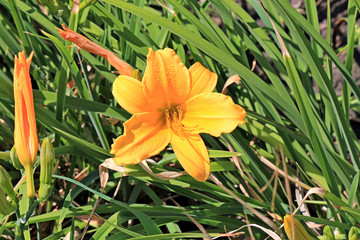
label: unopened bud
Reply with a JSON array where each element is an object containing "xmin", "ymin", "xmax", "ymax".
[
  {"xmin": 283, "ymin": 214, "xmax": 312, "ymax": 240},
  {"xmin": 38, "ymin": 137, "xmax": 55, "ymax": 202},
  {"xmin": 0, "ymin": 187, "xmax": 16, "ymax": 215},
  {"xmin": 323, "ymin": 226, "xmax": 334, "ymax": 240},
  {"xmin": 132, "ymin": 69, "xmax": 142, "ymax": 81},
  {"xmin": 349, "ymin": 226, "xmax": 358, "ymax": 240},
  {"xmin": 10, "ymin": 146, "xmax": 22, "ymax": 170},
  {"xmin": 0, "ymin": 166, "xmax": 16, "ymax": 201}
]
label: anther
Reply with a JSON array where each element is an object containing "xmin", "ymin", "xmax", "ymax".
[{"xmin": 177, "ymin": 107, "xmax": 183, "ymax": 120}]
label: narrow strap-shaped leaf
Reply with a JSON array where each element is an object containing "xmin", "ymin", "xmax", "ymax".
[{"xmin": 54, "ymin": 174, "xmax": 163, "ymax": 235}]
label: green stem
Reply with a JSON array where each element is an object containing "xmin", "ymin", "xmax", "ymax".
[
  {"xmin": 17, "ymin": 199, "xmax": 40, "ymax": 234},
  {"xmin": 35, "ymin": 211, "xmax": 42, "ymax": 240},
  {"xmin": 14, "ymin": 209, "xmax": 22, "ymax": 240},
  {"xmin": 24, "ymin": 165, "xmax": 35, "ymax": 199}
]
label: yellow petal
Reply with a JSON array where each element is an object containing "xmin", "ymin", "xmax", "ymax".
[
  {"xmin": 112, "ymin": 75, "xmax": 152, "ymax": 114},
  {"xmin": 13, "ymin": 51, "xmax": 38, "ymax": 167},
  {"xmin": 143, "ymin": 48, "xmax": 190, "ymax": 108},
  {"xmin": 188, "ymin": 62, "xmax": 217, "ymax": 98},
  {"xmin": 110, "ymin": 112, "xmax": 171, "ymax": 165},
  {"xmin": 181, "ymin": 93, "xmax": 246, "ymax": 137},
  {"xmin": 283, "ymin": 214, "xmax": 312, "ymax": 240},
  {"xmin": 170, "ymin": 134, "xmax": 209, "ymax": 182}
]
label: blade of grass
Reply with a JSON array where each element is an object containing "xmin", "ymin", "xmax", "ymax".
[
  {"xmin": 273, "ymin": 0, "xmax": 360, "ymax": 172},
  {"xmin": 6, "ymin": 0, "xmax": 31, "ymax": 53},
  {"xmin": 54, "ymin": 174, "xmax": 163, "ymax": 235},
  {"xmin": 343, "ymin": 0, "xmax": 357, "ymax": 122}
]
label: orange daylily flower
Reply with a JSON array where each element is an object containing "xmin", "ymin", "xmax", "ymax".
[
  {"xmin": 56, "ymin": 24, "xmax": 133, "ymax": 76},
  {"xmin": 111, "ymin": 48, "xmax": 246, "ymax": 181},
  {"xmin": 13, "ymin": 51, "xmax": 38, "ymax": 198}
]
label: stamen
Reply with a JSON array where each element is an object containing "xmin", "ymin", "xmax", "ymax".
[
  {"xmin": 177, "ymin": 106, "xmax": 183, "ymax": 120},
  {"xmin": 165, "ymin": 109, "xmax": 171, "ymax": 129},
  {"xmin": 165, "ymin": 105, "xmax": 199, "ymax": 139}
]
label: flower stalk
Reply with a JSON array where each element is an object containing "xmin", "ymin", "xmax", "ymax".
[{"xmin": 24, "ymin": 165, "xmax": 35, "ymax": 199}]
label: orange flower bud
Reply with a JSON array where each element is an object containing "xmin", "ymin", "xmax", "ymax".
[
  {"xmin": 13, "ymin": 51, "xmax": 38, "ymax": 198},
  {"xmin": 284, "ymin": 214, "xmax": 312, "ymax": 240},
  {"xmin": 56, "ymin": 24, "xmax": 133, "ymax": 76}
]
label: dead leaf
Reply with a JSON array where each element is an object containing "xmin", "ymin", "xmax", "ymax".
[
  {"xmin": 139, "ymin": 160, "xmax": 185, "ymax": 180},
  {"xmin": 222, "ymin": 75, "xmax": 241, "ymax": 95}
]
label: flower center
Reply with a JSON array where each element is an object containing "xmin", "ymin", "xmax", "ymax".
[
  {"xmin": 165, "ymin": 106, "xmax": 195, "ymax": 138},
  {"xmin": 165, "ymin": 106, "xmax": 183, "ymax": 135}
]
